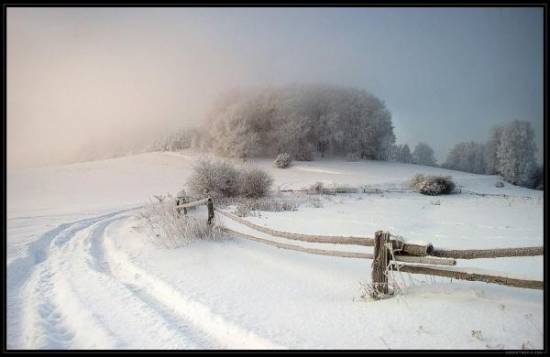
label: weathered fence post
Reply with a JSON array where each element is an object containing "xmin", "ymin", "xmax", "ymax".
[
  {"xmin": 176, "ymin": 191, "xmax": 188, "ymax": 216},
  {"xmin": 207, "ymin": 197, "xmax": 214, "ymax": 225},
  {"xmin": 372, "ymin": 230, "xmax": 390, "ymax": 298}
]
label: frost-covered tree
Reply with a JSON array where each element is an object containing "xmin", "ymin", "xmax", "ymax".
[
  {"xmin": 496, "ymin": 120, "xmax": 538, "ymax": 187},
  {"xmin": 484, "ymin": 126, "xmax": 503, "ymax": 175},
  {"xmin": 444, "ymin": 141, "xmax": 487, "ymax": 174},
  {"xmin": 147, "ymin": 127, "xmax": 202, "ymax": 152},
  {"xmin": 208, "ymin": 92, "xmax": 274, "ymax": 159},
  {"xmin": 412, "ymin": 142, "xmax": 437, "ymax": 166},
  {"xmin": 531, "ymin": 165, "xmax": 544, "ymax": 190},
  {"xmin": 204, "ymin": 84, "xmax": 395, "ymax": 161},
  {"xmin": 402, "ymin": 144, "xmax": 413, "ymax": 163},
  {"xmin": 388, "ymin": 144, "xmax": 412, "ymax": 163},
  {"xmin": 397, "ymin": 144, "xmax": 413, "ymax": 163}
]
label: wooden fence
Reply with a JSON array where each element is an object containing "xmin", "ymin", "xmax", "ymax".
[{"xmin": 175, "ymin": 197, "xmax": 544, "ymax": 294}]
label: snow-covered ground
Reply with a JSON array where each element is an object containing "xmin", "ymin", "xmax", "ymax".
[{"xmin": 7, "ymin": 150, "xmax": 544, "ymax": 349}]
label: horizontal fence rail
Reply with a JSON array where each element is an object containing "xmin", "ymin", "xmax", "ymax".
[
  {"xmin": 175, "ymin": 197, "xmax": 210, "ymax": 209},
  {"xmin": 173, "ymin": 198, "xmax": 543, "ymax": 292},
  {"xmin": 216, "ymin": 209, "xmax": 374, "ymax": 246},
  {"xmin": 223, "ymin": 228, "xmax": 374, "ymax": 259},
  {"xmin": 431, "ymin": 247, "xmax": 544, "ymax": 259},
  {"xmin": 223, "ymin": 228, "xmax": 456, "ymax": 265},
  {"xmin": 391, "ymin": 263, "xmax": 543, "ymax": 290}
]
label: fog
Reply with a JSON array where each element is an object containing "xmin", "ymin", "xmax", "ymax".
[{"xmin": 7, "ymin": 7, "xmax": 543, "ymax": 168}]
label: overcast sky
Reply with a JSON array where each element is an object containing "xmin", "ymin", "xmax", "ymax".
[{"xmin": 7, "ymin": 7, "xmax": 544, "ymax": 168}]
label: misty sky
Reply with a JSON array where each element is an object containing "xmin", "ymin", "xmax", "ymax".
[{"xmin": 7, "ymin": 7, "xmax": 544, "ymax": 168}]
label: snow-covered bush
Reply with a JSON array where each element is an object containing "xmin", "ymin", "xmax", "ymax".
[
  {"xmin": 346, "ymin": 152, "xmax": 361, "ymax": 161},
  {"xmin": 273, "ymin": 153, "xmax": 292, "ymax": 168},
  {"xmin": 408, "ymin": 174, "xmax": 426, "ymax": 188},
  {"xmin": 238, "ymin": 167, "xmax": 273, "ymax": 198},
  {"xmin": 234, "ymin": 196, "xmax": 298, "ymax": 217},
  {"xmin": 409, "ymin": 174, "xmax": 455, "ymax": 195},
  {"xmin": 186, "ymin": 158, "xmax": 240, "ymax": 199},
  {"xmin": 495, "ymin": 181, "xmax": 505, "ymax": 188},
  {"xmin": 412, "ymin": 142, "xmax": 437, "ymax": 166},
  {"xmin": 304, "ymin": 182, "xmax": 358, "ymax": 195},
  {"xmin": 140, "ymin": 195, "xmax": 224, "ymax": 248}
]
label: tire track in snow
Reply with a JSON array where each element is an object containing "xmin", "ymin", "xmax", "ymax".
[
  {"xmin": 7, "ymin": 208, "xmax": 157, "ymax": 349},
  {"xmin": 79, "ymin": 215, "xmax": 209, "ymax": 348},
  {"xmin": 34, "ymin": 214, "xmax": 203, "ymax": 349},
  {"xmin": 11, "ymin": 207, "xmax": 280, "ymax": 349},
  {"xmin": 101, "ymin": 219, "xmax": 283, "ymax": 349},
  {"xmin": 6, "ymin": 208, "xmax": 140, "ymax": 349},
  {"xmin": 22, "ymin": 267, "xmax": 76, "ymax": 349},
  {"xmin": 21, "ymin": 251, "xmax": 119, "ymax": 349},
  {"xmin": 15, "ymin": 213, "xmax": 133, "ymax": 349}
]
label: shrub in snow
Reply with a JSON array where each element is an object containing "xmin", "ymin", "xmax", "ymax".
[
  {"xmin": 273, "ymin": 153, "xmax": 292, "ymax": 168},
  {"xmin": 238, "ymin": 167, "xmax": 273, "ymax": 198},
  {"xmin": 186, "ymin": 158, "xmax": 240, "ymax": 199},
  {"xmin": 495, "ymin": 181, "xmax": 505, "ymax": 188},
  {"xmin": 233, "ymin": 196, "xmax": 298, "ymax": 217},
  {"xmin": 140, "ymin": 195, "xmax": 224, "ymax": 248},
  {"xmin": 408, "ymin": 174, "xmax": 426, "ymax": 188},
  {"xmin": 346, "ymin": 152, "xmax": 361, "ymax": 161},
  {"xmin": 409, "ymin": 174, "xmax": 455, "ymax": 195}
]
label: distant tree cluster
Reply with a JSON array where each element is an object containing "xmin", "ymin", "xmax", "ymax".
[
  {"xmin": 412, "ymin": 142, "xmax": 437, "ymax": 166},
  {"xmin": 443, "ymin": 120, "xmax": 541, "ymax": 189},
  {"xmin": 201, "ymin": 84, "xmax": 396, "ymax": 161},
  {"xmin": 389, "ymin": 144, "xmax": 413, "ymax": 163},
  {"xmin": 389, "ymin": 142, "xmax": 437, "ymax": 166},
  {"xmin": 148, "ymin": 128, "xmax": 196, "ymax": 152},
  {"xmin": 444, "ymin": 141, "xmax": 487, "ymax": 174}
]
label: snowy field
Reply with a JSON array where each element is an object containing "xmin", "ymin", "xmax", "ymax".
[{"xmin": 7, "ymin": 150, "xmax": 544, "ymax": 349}]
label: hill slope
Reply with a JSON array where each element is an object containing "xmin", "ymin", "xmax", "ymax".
[{"xmin": 7, "ymin": 151, "xmax": 543, "ymax": 349}]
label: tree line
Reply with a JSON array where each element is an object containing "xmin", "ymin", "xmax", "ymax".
[
  {"xmin": 154, "ymin": 84, "xmax": 541, "ymax": 190},
  {"xmin": 442, "ymin": 120, "xmax": 542, "ymax": 189}
]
